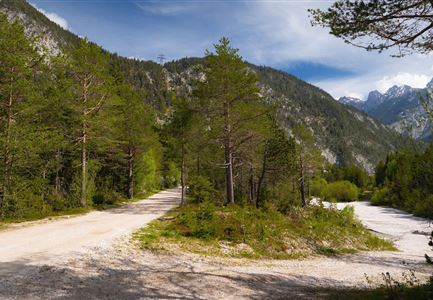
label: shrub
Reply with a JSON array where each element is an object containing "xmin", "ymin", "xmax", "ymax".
[
  {"xmin": 187, "ymin": 176, "xmax": 217, "ymax": 203},
  {"xmin": 371, "ymin": 187, "xmax": 391, "ymax": 206},
  {"xmin": 5, "ymin": 190, "xmax": 51, "ymax": 220},
  {"xmin": 136, "ymin": 200, "xmax": 394, "ymax": 258},
  {"xmin": 136, "ymin": 149, "xmax": 162, "ymax": 194},
  {"xmin": 92, "ymin": 190, "xmax": 123, "ymax": 206},
  {"xmin": 177, "ymin": 201, "xmax": 217, "ymax": 238},
  {"xmin": 323, "ymin": 180, "xmax": 358, "ymax": 202},
  {"xmin": 310, "ymin": 177, "xmax": 327, "ymax": 198},
  {"xmin": 414, "ymin": 195, "xmax": 433, "ymax": 219},
  {"xmin": 45, "ymin": 188, "xmax": 68, "ymax": 211}
]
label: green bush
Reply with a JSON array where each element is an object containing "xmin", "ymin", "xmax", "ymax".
[
  {"xmin": 136, "ymin": 201, "xmax": 394, "ymax": 258},
  {"xmin": 92, "ymin": 190, "xmax": 123, "ymax": 206},
  {"xmin": 310, "ymin": 177, "xmax": 328, "ymax": 197},
  {"xmin": 323, "ymin": 180, "xmax": 359, "ymax": 202},
  {"xmin": 45, "ymin": 188, "xmax": 68, "ymax": 211},
  {"xmin": 414, "ymin": 195, "xmax": 433, "ymax": 218},
  {"xmin": 371, "ymin": 187, "xmax": 390, "ymax": 206},
  {"xmin": 178, "ymin": 201, "xmax": 217, "ymax": 239},
  {"xmin": 5, "ymin": 191, "xmax": 51, "ymax": 220},
  {"xmin": 136, "ymin": 149, "xmax": 162, "ymax": 194},
  {"xmin": 187, "ymin": 176, "xmax": 217, "ymax": 203}
]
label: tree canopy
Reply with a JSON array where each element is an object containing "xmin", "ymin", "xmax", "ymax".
[{"xmin": 310, "ymin": 0, "xmax": 433, "ymax": 56}]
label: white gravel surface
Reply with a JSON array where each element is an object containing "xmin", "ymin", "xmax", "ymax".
[
  {"xmin": 0, "ymin": 188, "xmax": 180, "ymax": 270},
  {"xmin": 1, "ymin": 194, "xmax": 432, "ymax": 299},
  {"xmin": 336, "ymin": 201, "xmax": 433, "ymax": 259}
]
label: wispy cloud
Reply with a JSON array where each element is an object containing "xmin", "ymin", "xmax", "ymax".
[
  {"xmin": 29, "ymin": 0, "xmax": 433, "ymax": 100},
  {"xmin": 30, "ymin": 2, "xmax": 69, "ymax": 30},
  {"xmin": 135, "ymin": 1, "xmax": 197, "ymax": 15},
  {"xmin": 230, "ymin": 1, "xmax": 433, "ymax": 99}
]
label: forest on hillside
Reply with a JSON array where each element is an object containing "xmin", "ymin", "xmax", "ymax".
[
  {"xmin": 1, "ymin": 13, "xmax": 376, "ymax": 221},
  {"xmin": 0, "ymin": 14, "xmax": 171, "ymax": 219},
  {"xmin": 1, "ymin": 6, "xmax": 432, "ymax": 225}
]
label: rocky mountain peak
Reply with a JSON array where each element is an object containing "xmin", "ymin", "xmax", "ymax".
[
  {"xmin": 384, "ymin": 85, "xmax": 412, "ymax": 98},
  {"xmin": 426, "ymin": 77, "xmax": 433, "ymax": 89}
]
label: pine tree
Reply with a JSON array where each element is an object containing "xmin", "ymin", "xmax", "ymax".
[
  {"xmin": 293, "ymin": 124, "xmax": 323, "ymax": 207},
  {"xmin": 162, "ymin": 97, "xmax": 195, "ymax": 205},
  {"xmin": 194, "ymin": 37, "xmax": 267, "ymax": 204},
  {"xmin": 0, "ymin": 14, "xmax": 43, "ymax": 213},
  {"xmin": 68, "ymin": 39, "xmax": 113, "ymax": 206},
  {"xmin": 110, "ymin": 79, "xmax": 156, "ymax": 199}
]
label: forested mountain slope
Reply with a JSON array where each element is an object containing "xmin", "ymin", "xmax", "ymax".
[{"xmin": 0, "ymin": 0, "xmax": 400, "ymax": 172}]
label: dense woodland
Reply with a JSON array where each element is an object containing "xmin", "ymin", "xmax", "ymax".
[
  {"xmin": 1, "ymin": 5, "xmax": 433, "ymax": 224},
  {"xmin": 0, "ymin": 14, "xmax": 173, "ymax": 219},
  {"xmin": 372, "ymin": 145, "xmax": 433, "ymax": 218},
  {"xmin": 1, "ymin": 12, "xmax": 373, "ymax": 221}
]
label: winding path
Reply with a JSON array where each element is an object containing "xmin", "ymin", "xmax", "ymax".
[
  {"xmin": 0, "ymin": 188, "xmax": 180, "ymax": 273},
  {"xmin": 1, "ymin": 195, "xmax": 433, "ymax": 299}
]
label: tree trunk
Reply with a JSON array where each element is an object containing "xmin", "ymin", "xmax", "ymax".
[
  {"xmin": 224, "ymin": 99, "xmax": 235, "ymax": 205},
  {"xmin": 248, "ymin": 168, "xmax": 253, "ymax": 204},
  {"xmin": 55, "ymin": 148, "xmax": 62, "ymax": 194},
  {"xmin": 256, "ymin": 152, "xmax": 267, "ymax": 208},
  {"xmin": 225, "ymin": 146, "xmax": 235, "ymax": 204},
  {"xmin": 1, "ymin": 77, "xmax": 14, "ymax": 208},
  {"xmin": 299, "ymin": 153, "xmax": 307, "ymax": 207},
  {"xmin": 80, "ymin": 120, "xmax": 87, "ymax": 206},
  {"xmin": 80, "ymin": 79, "xmax": 88, "ymax": 207},
  {"xmin": 127, "ymin": 146, "xmax": 134, "ymax": 199},
  {"xmin": 180, "ymin": 142, "xmax": 185, "ymax": 205}
]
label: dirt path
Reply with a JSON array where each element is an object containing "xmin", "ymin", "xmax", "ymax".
[
  {"xmin": 1, "ymin": 197, "xmax": 433, "ymax": 299},
  {"xmin": 0, "ymin": 188, "xmax": 180, "ymax": 271}
]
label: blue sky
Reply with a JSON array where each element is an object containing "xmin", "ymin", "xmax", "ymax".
[{"xmin": 30, "ymin": 0, "xmax": 433, "ymax": 99}]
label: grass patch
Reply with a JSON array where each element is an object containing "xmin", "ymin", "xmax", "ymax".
[
  {"xmin": 1, "ymin": 189, "xmax": 162, "ymax": 225},
  {"xmin": 327, "ymin": 272, "xmax": 433, "ymax": 299},
  {"xmin": 133, "ymin": 202, "xmax": 395, "ymax": 259},
  {"xmin": 1, "ymin": 206, "xmax": 92, "ymax": 224}
]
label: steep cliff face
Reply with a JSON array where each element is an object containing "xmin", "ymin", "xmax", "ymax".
[
  {"xmin": 0, "ymin": 0, "xmax": 79, "ymax": 56},
  {"xmin": 0, "ymin": 0, "xmax": 401, "ymax": 172}
]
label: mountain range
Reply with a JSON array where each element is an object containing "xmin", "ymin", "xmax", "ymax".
[
  {"xmin": 339, "ymin": 81, "xmax": 433, "ymax": 141},
  {"xmin": 0, "ymin": 0, "xmax": 402, "ymax": 172}
]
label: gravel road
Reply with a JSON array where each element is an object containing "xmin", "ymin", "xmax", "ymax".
[
  {"xmin": 1, "ymin": 195, "xmax": 432, "ymax": 299},
  {"xmin": 0, "ymin": 188, "xmax": 180, "ymax": 272}
]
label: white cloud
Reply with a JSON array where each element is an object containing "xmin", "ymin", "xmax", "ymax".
[
  {"xmin": 375, "ymin": 73, "xmax": 432, "ymax": 92},
  {"xmin": 30, "ymin": 3, "xmax": 69, "ymax": 30},
  {"xmin": 135, "ymin": 2, "xmax": 196, "ymax": 15},
  {"xmin": 217, "ymin": 2, "xmax": 433, "ymax": 99}
]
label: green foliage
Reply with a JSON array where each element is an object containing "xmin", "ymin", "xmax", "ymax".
[
  {"xmin": 310, "ymin": 177, "xmax": 328, "ymax": 198},
  {"xmin": 323, "ymin": 181, "xmax": 359, "ymax": 202},
  {"xmin": 371, "ymin": 187, "xmax": 391, "ymax": 206},
  {"xmin": 373, "ymin": 145, "xmax": 433, "ymax": 218},
  {"xmin": 326, "ymin": 164, "xmax": 370, "ymax": 189},
  {"xmin": 178, "ymin": 201, "xmax": 217, "ymax": 239},
  {"xmin": 309, "ymin": 0, "xmax": 433, "ymax": 56},
  {"xmin": 92, "ymin": 190, "xmax": 124, "ymax": 206},
  {"xmin": 135, "ymin": 149, "xmax": 162, "ymax": 195},
  {"xmin": 135, "ymin": 202, "xmax": 394, "ymax": 259},
  {"xmin": 193, "ymin": 37, "xmax": 269, "ymax": 204},
  {"xmin": 187, "ymin": 176, "xmax": 217, "ymax": 204},
  {"xmin": 0, "ymin": 14, "xmax": 165, "ymax": 220}
]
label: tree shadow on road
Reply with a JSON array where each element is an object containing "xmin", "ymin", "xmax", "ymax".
[{"xmin": 0, "ymin": 257, "xmax": 360, "ymax": 300}]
